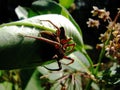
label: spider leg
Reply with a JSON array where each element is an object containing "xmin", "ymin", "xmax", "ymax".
[
  {"xmin": 64, "ymin": 43, "xmax": 76, "ymax": 53},
  {"xmin": 44, "ymin": 59, "xmax": 62, "ymax": 71},
  {"xmin": 61, "ymin": 37, "xmax": 75, "ymax": 52},
  {"xmin": 24, "ymin": 35, "xmax": 61, "ymax": 48},
  {"xmin": 39, "ymin": 20, "xmax": 59, "ymax": 30},
  {"xmin": 63, "ymin": 56, "xmax": 74, "ymax": 65},
  {"xmin": 39, "ymin": 20, "xmax": 61, "ymax": 37},
  {"xmin": 61, "ymin": 38, "xmax": 72, "ymax": 44}
]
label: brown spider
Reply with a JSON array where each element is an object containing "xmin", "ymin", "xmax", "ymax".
[{"xmin": 24, "ymin": 20, "xmax": 75, "ymax": 71}]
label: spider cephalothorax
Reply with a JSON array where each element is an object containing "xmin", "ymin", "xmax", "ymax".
[{"xmin": 24, "ymin": 20, "xmax": 75, "ymax": 71}]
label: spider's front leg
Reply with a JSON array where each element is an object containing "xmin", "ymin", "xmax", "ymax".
[
  {"xmin": 23, "ymin": 35, "xmax": 61, "ymax": 48},
  {"xmin": 61, "ymin": 38, "xmax": 75, "ymax": 53},
  {"xmin": 63, "ymin": 56, "xmax": 74, "ymax": 65},
  {"xmin": 44, "ymin": 58, "xmax": 62, "ymax": 71},
  {"xmin": 64, "ymin": 43, "xmax": 76, "ymax": 53},
  {"xmin": 39, "ymin": 20, "xmax": 61, "ymax": 37},
  {"xmin": 44, "ymin": 55, "xmax": 74, "ymax": 71}
]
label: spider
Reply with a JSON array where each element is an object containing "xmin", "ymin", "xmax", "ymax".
[{"xmin": 24, "ymin": 20, "xmax": 75, "ymax": 71}]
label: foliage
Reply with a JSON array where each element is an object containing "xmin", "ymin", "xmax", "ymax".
[{"xmin": 0, "ymin": 0, "xmax": 120, "ymax": 90}]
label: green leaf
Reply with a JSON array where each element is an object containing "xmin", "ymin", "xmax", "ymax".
[
  {"xmin": 74, "ymin": 76, "xmax": 82, "ymax": 90},
  {"xmin": 25, "ymin": 70, "xmax": 44, "ymax": 90},
  {"xmin": 0, "ymin": 14, "xmax": 83, "ymax": 69},
  {"xmin": 28, "ymin": 0, "xmax": 62, "ymax": 17},
  {"xmin": 0, "ymin": 82, "xmax": 13, "ymax": 90},
  {"xmin": 36, "ymin": 51, "xmax": 90, "ymax": 90},
  {"xmin": 15, "ymin": 5, "xmax": 28, "ymax": 19},
  {"xmin": 28, "ymin": 0, "xmax": 83, "ymax": 45},
  {"xmin": 15, "ymin": 0, "xmax": 84, "ymax": 48},
  {"xmin": 59, "ymin": 0, "xmax": 74, "ymax": 9},
  {"xmin": 101, "ymin": 63, "xmax": 120, "ymax": 87}
]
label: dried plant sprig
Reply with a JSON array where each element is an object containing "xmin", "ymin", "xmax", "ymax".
[
  {"xmin": 105, "ymin": 26, "xmax": 120, "ymax": 60},
  {"xmin": 86, "ymin": 18, "xmax": 100, "ymax": 28},
  {"xmin": 91, "ymin": 6, "xmax": 111, "ymax": 22},
  {"xmin": 87, "ymin": 6, "xmax": 120, "ymax": 62},
  {"xmin": 105, "ymin": 10, "xmax": 120, "ymax": 61}
]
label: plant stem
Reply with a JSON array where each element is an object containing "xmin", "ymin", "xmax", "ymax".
[
  {"xmin": 85, "ymin": 79, "xmax": 92, "ymax": 90},
  {"xmin": 95, "ymin": 30, "xmax": 112, "ymax": 76},
  {"xmin": 94, "ymin": 43, "xmax": 105, "ymax": 74},
  {"xmin": 85, "ymin": 44, "xmax": 106, "ymax": 90}
]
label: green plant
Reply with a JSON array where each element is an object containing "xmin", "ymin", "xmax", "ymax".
[
  {"xmin": 86, "ymin": 6, "xmax": 120, "ymax": 89},
  {"xmin": 0, "ymin": 0, "xmax": 89, "ymax": 90},
  {"xmin": 0, "ymin": 0, "xmax": 120, "ymax": 90}
]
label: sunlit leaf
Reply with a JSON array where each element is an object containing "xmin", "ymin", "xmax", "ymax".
[
  {"xmin": 59, "ymin": 0, "xmax": 74, "ymax": 9},
  {"xmin": 31, "ymin": 0, "xmax": 62, "ymax": 15},
  {"xmin": 25, "ymin": 70, "xmax": 44, "ymax": 90},
  {"xmin": 21, "ymin": 0, "xmax": 83, "ymax": 44},
  {"xmin": 15, "ymin": 5, "xmax": 28, "ymax": 19},
  {"xmin": 0, "ymin": 82, "xmax": 12, "ymax": 90},
  {"xmin": 0, "ymin": 14, "xmax": 83, "ymax": 69}
]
